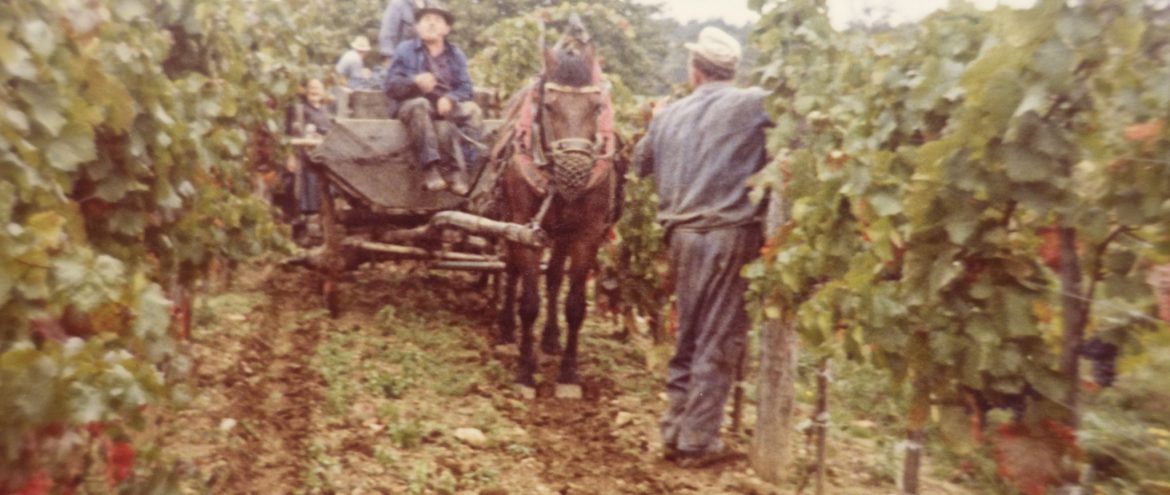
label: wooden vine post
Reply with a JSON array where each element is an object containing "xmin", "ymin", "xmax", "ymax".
[
  {"xmin": 813, "ymin": 359, "xmax": 830, "ymax": 495},
  {"xmin": 751, "ymin": 194, "xmax": 798, "ymax": 484},
  {"xmin": 902, "ymin": 372, "xmax": 930, "ymax": 495}
]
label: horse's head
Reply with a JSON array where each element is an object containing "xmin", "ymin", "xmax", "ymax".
[
  {"xmin": 538, "ymin": 30, "xmax": 604, "ymax": 197},
  {"xmin": 541, "ymin": 43, "xmax": 601, "ymax": 147}
]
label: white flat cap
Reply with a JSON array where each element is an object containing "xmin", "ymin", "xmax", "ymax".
[{"xmin": 684, "ymin": 27, "xmax": 742, "ymax": 69}]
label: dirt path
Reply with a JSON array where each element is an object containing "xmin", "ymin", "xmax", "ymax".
[
  {"xmin": 157, "ymin": 268, "xmax": 330, "ymax": 493},
  {"xmin": 217, "ymin": 272, "xmax": 328, "ymax": 493},
  {"xmin": 156, "ymin": 264, "xmax": 975, "ymax": 495}
]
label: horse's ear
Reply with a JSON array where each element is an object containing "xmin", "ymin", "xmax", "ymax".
[{"xmin": 543, "ymin": 46, "xmax": 556, "ymax": 73}]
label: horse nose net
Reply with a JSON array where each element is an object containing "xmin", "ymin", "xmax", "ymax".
[{"xmin": 551, "ymin": 147, "xmax": 594, "ymax": 200}]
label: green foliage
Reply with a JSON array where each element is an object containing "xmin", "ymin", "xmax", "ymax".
[
  {"xmin": 1079, "ymin": 332, "xmax": 1170, "ymax": 489},
  {"xmin": 467, "ymin": 2, "xmax": 671, "ymax": 100},
  {"xmin": 0, "ymin": 0, "xmax": 343, "ymax": 488},
  {"xmin": 598, "ymin": 172, "xmax": 670, "ymax": 329},
  {"xmin": 748, "ymin": 0, "xmax": 1170, "ymax": 488}
]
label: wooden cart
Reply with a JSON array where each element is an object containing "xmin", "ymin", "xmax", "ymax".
[{"xmin": 289, "ymin": 91, "xmax": 532, "ymax": 316}]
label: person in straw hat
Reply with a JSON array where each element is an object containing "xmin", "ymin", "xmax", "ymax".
[
  {"xmin": 335, "ymin": 35, "xmax": 372, "ymax": 88},
  {"xmin": 635, "ymin": 26, "xmax": 773, "ymax": 468}
]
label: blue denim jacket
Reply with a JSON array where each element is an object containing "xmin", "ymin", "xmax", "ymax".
[
  {"xmin": 635, "ymin": 82, "xmax": 772, "ymax": 232},
  {"xmin": 384, "ymin": 39, "xmax": 473, "ymax": 103}
]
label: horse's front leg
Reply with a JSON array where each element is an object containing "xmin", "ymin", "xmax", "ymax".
[
  {"xmin": 496, "ymin": 258, "xmax": 519, "ymax": 345},
  {"xmin": 559, "ymin": 237, "xmax": 602, "ymax": 386},
  {"xmin": 513, "ymin": 244, "xmax": 543, "ymax": 387},
  {"xmin": 541, "ymin": 242, "xmax": 568, "ymax": 355}
]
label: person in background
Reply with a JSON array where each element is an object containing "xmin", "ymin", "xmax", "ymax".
[
  {"xmin": 378, "ymin": 0, "xmax": 425, "ymax": 61},
  {"xmin": 385, "ymin": 1, "xmax": 483, "ymax": 195},
  {"xmin": 335, "ymin": 36, "xmax": 372, "ymax": 88},
  {"xmin": 634, "ymin": 27, "xmax": 772, "ymax": 468},
  {"xmin": 284, "ymin": 78, "xmax": 335, "ymax": 243}
]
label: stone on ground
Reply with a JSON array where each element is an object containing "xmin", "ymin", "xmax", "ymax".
[
  {"xmin": 514, "ymin": 384, "xmax": 536, "ymax": 400},
  {"xmin": 554, "ymin": 384, "xmax": 583, "ymax": 400},
  {"xmin": 614, "ymin": 411, "xmax": 635, "ymax": 428},
  {"xmin": 453, "ymin": 427, "xmax": 488, "ymax": 447}
]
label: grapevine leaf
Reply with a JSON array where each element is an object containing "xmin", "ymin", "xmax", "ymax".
[
  {"xmin": 71, "ymin": 382, "xmax": 107, "ymax": 424},
  {"xmin": 1023, "ymin": 363, "xmax": 1066, "ymax": 402},
  {"xmin": 27, "ymin": 90, "xmax": 67, "ymax": 137},
  {"xmin": 944, "ymin": 208, "xmax": 980, "ymax": 244},
  {"xmin": 132, "ymin": 281, "xmax": 171, "ymax": 341},
  {"xmin": 938, "ymin": 405, "xmax": 978, "ymax": 455},
  {"xmin": 1032, "ymin": 40, "xmax": 1073, "ymax": 81},
  {"xmin": 0, "ymin": 264, "xmax": 13, "ymax": 308},
  {"xmin": 0, "ymin": 36, "xmax": 36, "ymax": 80},
  {"xmin": 1013, "ymin": 85, "xmax": 1049, "ymax": 118},
  {"xmin": 929, "ymin": 249, "xmax": 964, "ymax": 293},
  {"xmin": 867, "ymin": 192, "xmax": 902, "ymax": 217},
  {"xmin": 0, "ymin": 181, "xmax": 14, "ymax": 225},
  {"xmin": 3, "ymin": 107, "xmax": 30, "ymax": 133},
  {"xmin": 20, "ymin": 20, "xmax": 55, "ymax": 57},
  {"xmin": 52, "ymin": 258, "xmax": 88, "ymax": 288},
  {"xmin": 46, "ymin": 125, "xmax": 97, "ymax": 172},
  {"xmin": 1003, "ymin": 291, "xmax": 1037, "ymax": 338},
  {"xmin": 112, "ymin": 0, "xmax": 149, "ymax": 21},
  {"xmin": 1004, "ymin": 144, "xmax": 1055, "ymax": 183}
]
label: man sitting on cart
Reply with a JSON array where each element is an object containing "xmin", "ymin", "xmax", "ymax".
[{"xmin": 384, "ymin": 0, "xmax": 483, "ymax": 195}]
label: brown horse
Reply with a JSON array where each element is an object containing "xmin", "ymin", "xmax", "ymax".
[{"xmin": 495, "ymin": 30, "xmax": 618, "ymax": 390}]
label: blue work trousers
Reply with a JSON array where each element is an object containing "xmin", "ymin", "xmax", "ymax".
[
  {"xmin": 661, "ymin": 224, "xmax": 762, "ymax": 453},
  {"xmin": 297, "ymin": 152, "xmax": 322, "ymax": 214}
]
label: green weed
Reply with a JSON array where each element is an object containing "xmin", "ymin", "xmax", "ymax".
[
  {"xmin": 313, "ymin": 330, "xmax": 361, "ymax": 415},
  {"xmin": 405, "ymin": 460, "xmax": 457, "ymax": 495},
  {"xmin": 370, "ymin": 370, "xmax": 413, "ymax": 399},
  {"xmin": 301, "ymin": 440, "xmax": 339, "ymax": 493},
  {"xmin": 388, "ymin": 418, "xmax": 425, "ymax": 449},
  {"xmin": 505, "ymin": 443, "xmax": 535, "ymax": 457}
]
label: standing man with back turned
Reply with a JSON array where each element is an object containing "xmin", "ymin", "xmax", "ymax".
[{"xmin": 634, "ymin": 27, "xmax": 772, "ymax": 468}]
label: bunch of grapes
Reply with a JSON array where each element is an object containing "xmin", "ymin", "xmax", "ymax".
[{"xmin": 1079, "ymin": 338, "xmax": 1119, "ymax": 388}]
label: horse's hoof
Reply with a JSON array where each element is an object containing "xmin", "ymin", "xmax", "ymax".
[
  {"xmin": 493, "ymin": 344, "xmax": 519, "ymax": 358},
  {"xmin": 513, "ymin": 384, "xmax": 536, "ymax": 400},
  {"xmin": 554, "ymin": 384, "xmax": 583, "ymax": 400}
]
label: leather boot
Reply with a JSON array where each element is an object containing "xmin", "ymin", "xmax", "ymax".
[
  {"xmin": 423, "ymin": 163, "xmax": 447, "ymax": 192},
  {"xmin": 448, "ymin": 170, "xmax": 470, "ymax": 195}
]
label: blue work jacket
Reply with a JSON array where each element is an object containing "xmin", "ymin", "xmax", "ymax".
[
  {"xmin": 384, "ymin": 39, "xmax": 474, "ymax": 103},
  {"xmin": 635, "ymin": 82, "xmax": 772, "ymax": 232}
]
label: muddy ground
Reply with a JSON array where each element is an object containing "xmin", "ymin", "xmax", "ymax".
[{"xmin": 153, "ymin": 263, "xmax": 976, "ymax": 494}]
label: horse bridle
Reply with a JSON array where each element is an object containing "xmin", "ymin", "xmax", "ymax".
[{"xmin": 531, "ymin": 79, "xmax": 610, "ymax": 169}]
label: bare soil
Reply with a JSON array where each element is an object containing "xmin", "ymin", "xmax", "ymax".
[{"xmin": 154, "ymin": 263, "xmax": 976, "ymax": 495}]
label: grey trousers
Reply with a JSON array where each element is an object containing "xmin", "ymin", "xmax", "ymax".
[
  {"xmin": 397, "ymin": 97, "xmax": 483, "ymax": 168},
  {"xmin": 661, "ymin": 224, "xmax": 762, "ymax": 452}
]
